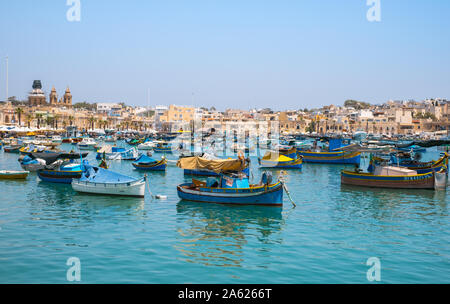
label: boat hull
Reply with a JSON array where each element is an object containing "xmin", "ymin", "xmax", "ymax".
[
  {"xmin": 132, "ymin": 160, "xmax": 167, "ymax": 171},
  {"xmin": 177, "ymin": 182, "xmax": 284, "ymax": 206},
  {"xmin": 0, "ymin": 171, "xmax": 29, "ymax": 180},
  {"xmin": 37, "ymin": 170, "xmax": 82, "ymax": 184},
  {"xmin": 298, "ymin": 151, "xmax": 361, "ymax": 164},
  {"xmin": 341, "ymin": 170, "xmax": 435, "ymax": 189},
  {"xmin": 72, "ymin": 179, "xmax": 146, "ymax": 197},
  {"xmin": 260, "ymin": 158, "xmax": 303, "ymax": 169}
]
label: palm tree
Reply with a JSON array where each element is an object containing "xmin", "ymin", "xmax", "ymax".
[
  {"xmin": 45, "ymin": 116, "xmax": 54, "ymax": 129},
  {"xmin": 88, "ymin": 117, "xmax": 96, "ymax": 130},
  {"xmin": 54, "ymin": 114, "xmax": 62, "ymax": 130},
  {"xmin": 15, "ymin": 107, "xmax": 24, "ymax": 126},
  {"xmin": 25, "ymin": 113, "xmax": 33, "ymax": 129},
  {"xmin": 35, "ymin": 114, "xmax": 43, "ymax": 129}
]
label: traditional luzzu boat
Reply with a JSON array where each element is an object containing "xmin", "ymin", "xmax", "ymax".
[
  {"xmin": 37, "ymin": 163, "xmax": 84, "ymax": 184},
  {"xmin": 72, "ymin": 164, "xmax": 146, "ymax": 197},
  {"xmin": 176, "ymin": 156, "xmax": 285, "ymax": 206},
  {"xmin": 132, "ymin": 154, "xmax": 167, "ymax": 171},
  {"xmin": 374, "ymin": 152, "xmax": 449, "ymax": 175},
  {"xmin": 154, "ymin": 141, "xmax": 173, "ymax": 154},
  {"xmin": 78, "ymin": 138, "xmax": 98, "ymax": 150},
  {"xmin": 259, "ymin": 153, "xmax": 303, "ymax": 169},
  {"xmin": 341, "ymin": 165, "xmax": 445, "ymax": 190},
  {"xmin": 259, "ymin": 147, "xmax": 303, "ymax": 169},
  {"xmin": 3, "ymin": 144, "xmax": 22, "ymax": 153},
  {"xmin": 0, "ymin": 170, "xmax": 29, "ymax": 180},
  {"xmin": 297, "ymin": 138, "xmax": 361, "ymax": 164}
]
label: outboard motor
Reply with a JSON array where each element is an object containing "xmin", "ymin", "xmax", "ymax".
[
  {"xmin": 206, "ymin": 177, "xmax": 219, "ymax": 188},
  {"xmin": 261, "ymin": 171, "xmax": 273, "ymax": 185}
]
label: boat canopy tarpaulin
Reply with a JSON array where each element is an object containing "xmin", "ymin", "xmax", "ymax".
[{"xmin": 177, "ymin": 156, "xmax": 247, "ymax": 173}]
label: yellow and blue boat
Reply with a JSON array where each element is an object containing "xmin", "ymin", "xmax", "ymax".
[
  {"xmin": 154, "ymin": 142, "xmax": 173, "ymax": 154},
  {"xmin": 0, "ymin": 170, "xmax": 29, "ymax": 180},
  {"xmin": 177, "ymin": 156, "xmax": 284, "ymax": 206},
  {"xmin": 298, "ymin": 139, "xmax": 361, "ymax": 165},
  {"xmin": 341, "ymin": 169, "xmax": 437, "ymax": 189},
  {"xmin": 259, "ymin": 153, "xmax": 303, "ymax": 169},
  {"xmin": 132, "ymin": 155, "xmax": 167, "ymax": 171},
  {"xmin": 37, "ymin": 163, "xmax": 83, "ymax": 184}
]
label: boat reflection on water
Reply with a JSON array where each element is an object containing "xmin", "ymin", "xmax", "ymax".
[
  {"xmin": 33, "ymin": 181, "xmax": 145, "ymax": 216},
  {"xmin": 175, "ymin": 201, "xmax": 284, "ymax": 268},
  {"xmin": 339, "ymin": 184, "xmax": 448, "ymax": 219}
]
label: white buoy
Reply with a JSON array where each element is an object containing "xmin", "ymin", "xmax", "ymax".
[{"xmin": 155, "ymin": 195, "xmax": 167, "ymax": 200}]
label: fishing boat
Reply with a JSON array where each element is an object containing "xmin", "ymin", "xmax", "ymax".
[
  {"xmin": 72, "ymin": 165, "xmax": 146, "ymax": 197},
  {"xmin": 126, "ymin": 138, "xmax": 143, "ymax": 146},
  {"xmin": 3, "ymin": 144, "xmax": 22, "ymax": 153},
  {"xmin": 78, "ymin": 138, "xmax": 98, "ymax": 150},
  {"xmin": 154, "ymin": 141, "xmax": 173, "ymax": 153},
  {"xmin": 19, "ymin": 151, "xmax": 89, "ymax": 172},
  {"xmin": 137, "ymin": 141, "xmax": 155, "ymax": 150},
  {"xmin": 176, "ymin": 156, "xmax": 285, "ymax": 206},
  {"xmin": 51, "ymin": 136, "xmax": 63, "ymax": 144},
  {"xmin": 341, "ymin": 166, "xmax": 444, "ymax": 190},
  {"xmin": 37, "ymin": 163, "xmax": 83, "ymax": 184},
  {"xmin": 259, "ymin": 153, "xmax": 303, "ymax": 169},
  {"xmin": 96, "ymin": 146, "xmax": 139, "ymax": 160},
  {"xmin": 376, "ymin": 152, "xmax": 449, "ymax": 174},
  {"xmin": 0, "ymin": 170, "xmax": 29, "ymax": 180},
  {"xmin": 298, "ymin": 138, "xmax": 361, "ymax": 164},
  {"xmin": 132, "ymin": 154, "xmax": 167, "ymax": 171}
]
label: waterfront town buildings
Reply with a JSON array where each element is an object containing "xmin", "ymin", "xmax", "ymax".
[{"xmin": 0, "ymin": 80, "xmax": 449, "ymax": 137}]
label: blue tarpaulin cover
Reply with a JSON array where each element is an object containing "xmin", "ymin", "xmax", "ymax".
[{"xmin": 80, "ymin": 165, "xmax": 138, "ymax": 184}]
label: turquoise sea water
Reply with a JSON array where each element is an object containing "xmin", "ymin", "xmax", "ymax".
[{"xmin": 0, "ymin": 144, "xmax": 449, "ymax": 284}]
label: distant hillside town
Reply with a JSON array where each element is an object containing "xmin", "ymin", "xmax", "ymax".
[{"xmin": 0, "ymin": 80, "xmax": 449, "ymax": 137}]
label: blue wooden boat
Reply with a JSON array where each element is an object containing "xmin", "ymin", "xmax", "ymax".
[
  {"xmin": 298, "ymin": 139, "xmax": 361, "ymax": 164},
  {"xmin": 177, "ymin": 173, "xmax": 284, "ymax": 206},
  {"xmin": 37, "ymin": 163, "xmax": 83, "ymax": 184},
  {"xmin": 259, "ymin": 148, "xmax": 303, "ymax": 169},
  {"xmin": 3, "ymin": 144, "xmax": 22, "ymax": 153},
  {"xmin": 370, "ymin": 152, "xmax": 448, "ymax": 175},
  {"xmin": 132, "ymin": 154, "xmax": 167, "ymax": 171},
  {"xmin": 154, "ymin": 142, "xmax": 173, "ymax": 153},
  {"xmin": 177, "ymin": 156, "xmax": 285, "ymax": 206}
]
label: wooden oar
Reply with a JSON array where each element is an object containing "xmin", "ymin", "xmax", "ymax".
[{"xmin": 282, "ymin": 182, "xmax": 297, "ymax": 208}]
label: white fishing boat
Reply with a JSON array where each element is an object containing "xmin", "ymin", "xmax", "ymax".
[
  {"xmin": 52, "ymin": 136, "xmax": 63, "ymax": 144},
  {"xmin": 72, "ymin": 165, "xmax": 146, "ymax": 197},
  {"xmin": 137, "ymin": 141, "xmax": 155, "ymax": 150},
  {"xmin": 78, "ymin": 138, "xmax": 98, "ymax": 150}
]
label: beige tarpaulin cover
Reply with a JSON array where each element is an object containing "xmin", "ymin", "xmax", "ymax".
[{"xmin": 177, "ymin": 156, "xmax": 246, "ymax": 173}]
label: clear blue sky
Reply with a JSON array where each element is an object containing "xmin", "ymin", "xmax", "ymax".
[{"xmin": 0, "ymin": 0, "xmax": 449, "ymax": 110}]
